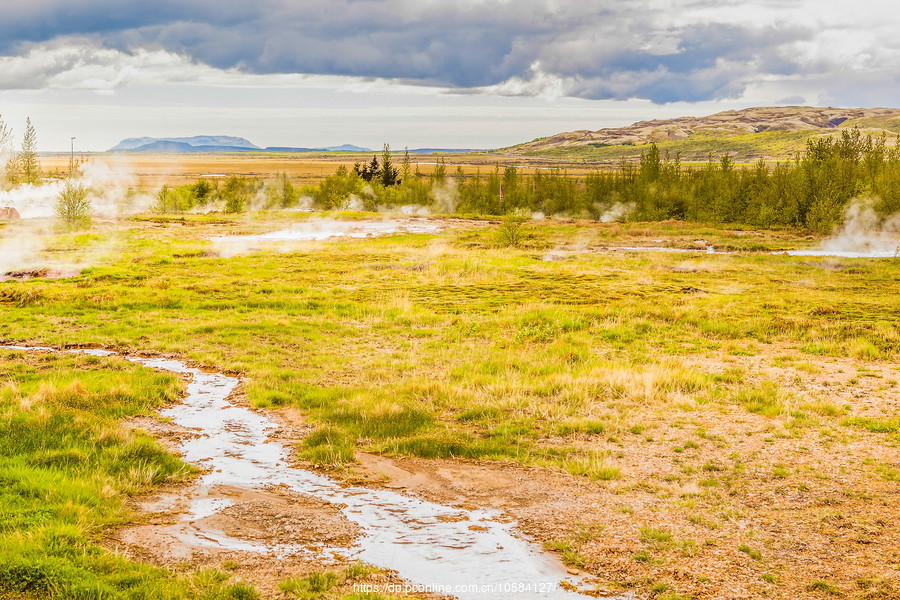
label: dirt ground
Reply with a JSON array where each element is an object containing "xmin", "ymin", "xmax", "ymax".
[
  {"xmin": 111, "ymin": 342, "xmax": 899, "ymax": 600},
  {"xmin": 319, "ymin": 345, "xmax": 899, "ymax": 599}
]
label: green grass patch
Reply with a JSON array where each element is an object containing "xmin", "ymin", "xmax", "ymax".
[
  {"xmin": 278, "ymin": 570, "xmax": 340, "ymax": 598},
  {"xmin": 738, "ymin": 544, "xmax": 763, "ymax": 561},
  {"xmin": 3, "ymin": 217, "xmax": 900, "ymax": 564},
  {"xmin": 640, "ymin": 527, "xmax": 673, "ymax": 544},
  {"xmin": 563, "ymin": 452, "xmax": 622, "ymax": 481},
  {"xmin": 733, "ymin": 384, "xmax": 792, "ymax": 417},
  {"xmin": 299, "ymin": 426, "xmax": 356, "ymax": 466},
  {"xmin": 0, "ymin": 350, "xmax": 260, "ymax": 599},
  {"xmin": 842, "ymin": 416, "xmax": 900, "ymax": 434},
  {"xmin": 544, "ymin": 539, "xmax": 587, "ymax": 568},
  {"xmin": 808, "ymin": 580, "xmax": 841, "ymax": 595}
]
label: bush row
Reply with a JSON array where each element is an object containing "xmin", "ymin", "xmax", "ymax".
[{"xmin": 156, "ymin": 130, "xmax": 900, "ymax": 232}]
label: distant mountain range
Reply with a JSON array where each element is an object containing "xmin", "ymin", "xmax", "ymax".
[
  {"xmin": 262, "ymin": 144, "xmax": 374, "ymax": 153},
  {"xmin": 107, "ymin": 136, "xmax": 481, "ymax": 154},
  {"xmin": 108, "ymin": 136, "xmax": 372, "ymax": 153},
  {"xmin": 502, "ymin": 106, "xmax": 900, "ymax": 162},
  {"xmin": 109, "ymin": 136, "xmax": 260, "ymax": 152}
]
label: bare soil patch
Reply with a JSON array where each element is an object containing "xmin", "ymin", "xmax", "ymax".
[
  {"xmin": 284, "ymin": 343, "xmax": 899, "ymax": 600},
  {"xmin": 112, "ymin": 342, "xmax": 899, "ymax": 599},
  {"xmin": 0, "ymin": 267, "xmax": 82, "ymax": 281}
]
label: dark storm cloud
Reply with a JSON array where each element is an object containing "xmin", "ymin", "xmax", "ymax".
[
  {"xmin": 0, "ymin": 0, "xmax": 819, "ymax": 102},
  {"xmin": 533, "ymin": 22, "xmax": 812, "ymax": 101}
]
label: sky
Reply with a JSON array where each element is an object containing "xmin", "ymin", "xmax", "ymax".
[{"xmin": 0, "ymin": 0, "xmax": 898, "ymax": 151}]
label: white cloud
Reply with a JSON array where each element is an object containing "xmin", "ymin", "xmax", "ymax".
[
  {"xmin": 478, "ymin": 62, "xmax": 577, "ymax": 99},
  {"xmin": 1, "ymin": 1, "xmax": 900, "ymax": 150},
  {"xmin": 0, "ymin": 40, "xmax": 222, "ymax": 91}
]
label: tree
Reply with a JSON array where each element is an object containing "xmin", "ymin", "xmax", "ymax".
[
  {"xmin": 354, "ymin": 155, "xmax": 380, "ymax": 182},
  {"xmin": 431, "ymin": 157, "xmax": 447, "ymax": 184},
  {"xmin": 55, "ymin": 179, "xmax": 92, "ymax": 229},
  {"xmin": 353, "ymin": 145, "xmax": 401, "ymax": 186},
  {"xmin": 264, "ymin": 172, "xmax": 299, "ymax": 208},
  {"xmin": 0, "ymin": 114, "xmax": 11, "ymax": 150},
  {"xmin": 192, "ymin": 178, "xmax": 215, "ymax": 204},
  {"xmin": 1, "ymin": 114, "xmax": 16, "ymax": 185},
  {"xmin": 496, "ymin": 210, "xmax": 530, "ymax": 247},
  {"xmin": 313, "ymin": 165, "xmax": 362, "ymax": 209},
  {"xmin": 219, "ymin": 175, "xmax": 259, "ymax": 213},
  {"xmin": 5, "ymin": 153, "xmax": 20, "ymax": 186},
  {"xmin": 380, "ymin": 143, "xmax": 400, "ymax": 186},
  {"xmin": 20, "ymin": 117, "xmax": 42, "ymax": 184},
  {"xmin": 401, "ymin": 147, "xmax": 411, "ymax": 185},
  {"xmin": 154, "ymin": 184, "xmax": 185, "ymax": 213}
]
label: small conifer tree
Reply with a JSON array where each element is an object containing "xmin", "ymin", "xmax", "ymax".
[
  {"xmin": 380, "ymin": 143, "xmax": 400, "ymax": 187},
  {"xmin": 20, "ymin": 117, "xmax": 42, "ymax": 184}
]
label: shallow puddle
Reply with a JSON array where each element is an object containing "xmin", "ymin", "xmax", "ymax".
[
  {"xmin": 605, "ymin": 245, "xmax": 722, "ymax": 254},
  {"xmin": 5, "ymin": 345, "xmax": 600, "ymax": 599},
  {"xmin": 210, "ymin": 218, "xmax": 443, "ymax": 257}
]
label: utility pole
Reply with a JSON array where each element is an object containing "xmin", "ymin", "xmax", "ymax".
[{"xmin": 69, "ymin": 137, "xmax": 76, "ymax": 178}]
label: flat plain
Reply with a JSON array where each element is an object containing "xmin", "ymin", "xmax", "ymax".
[
  {"xmin": 1, "ymin": 208, "xmax": 898, "ymax": 600},
  {"xmin": 39, "ymin": 153, "xmax": 599, "ymax": 188}
]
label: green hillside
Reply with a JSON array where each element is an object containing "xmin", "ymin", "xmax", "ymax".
[{"xmin": 503, "ymin": 106, "xmax": 900, "ymax": 163}]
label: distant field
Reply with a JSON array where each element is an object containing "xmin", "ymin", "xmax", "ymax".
[{"xmin": 40, "ymin": 152, "xmax": 600, "ymax": 188}]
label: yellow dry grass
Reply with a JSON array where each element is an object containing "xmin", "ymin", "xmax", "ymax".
[{"xmin": 40, "ymin": 152, "xmax": 598, "ymax": 187}]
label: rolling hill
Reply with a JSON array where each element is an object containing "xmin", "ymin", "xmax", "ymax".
[{"xmin": 503, "ymin": 106, "xmax": 900, "ymax": 163}]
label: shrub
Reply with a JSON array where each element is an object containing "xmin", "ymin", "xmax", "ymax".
[
  {"xmin": 55, "ymin": 180, "xmax": 92, "ymax": 229},
  {"xmin": 496, "ymin": 212, "xmax": 530, "ymax": 247}
]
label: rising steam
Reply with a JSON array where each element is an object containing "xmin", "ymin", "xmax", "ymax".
[
  {"xmin": 599, "ymin": 202, "xmax": 634, "ymax": 223},
  {"xmin": 0, "ymin": 159, "xmax": 153, "ymax": 219},
  {"xmin": 210, "ymin": 217, "xmax": 443, "ymax": 258},
  {"xmin": 787, "ymin": 199, "xmax": 900, "ymax": 258},
  {"xmin": 0, "ymin": 158, "xmax": 154, "ymax": 277}
]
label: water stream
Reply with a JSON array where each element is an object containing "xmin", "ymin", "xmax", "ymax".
[{"xmin": 5, "ymin": 345, "xmax": 601, "ymax": 600}]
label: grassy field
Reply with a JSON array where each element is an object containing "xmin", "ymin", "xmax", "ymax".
[
  {"xmin": 0, "ymin": 339, "xmax": 405, "ymax": 600},
  {"xmin": 1, "ymin": 213, "xmax": 899, "ymax": 599},
  {"xmin": 0, "ymin": 349, "xmax": 261, "ymax": 599},
  {"xmin": 521, "ymin": 130, "xmax": 825, "ymax": 163},
  {"xmin": 39, "ymin": 153, "xmax": 599, "ymax": 188},
  {"xmin": 504, "ymin": 120, "xmax": 900, "ymax": 164}
]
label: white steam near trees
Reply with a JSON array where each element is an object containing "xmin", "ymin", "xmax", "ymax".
[{"xmin": 0, "ymin": 115, "xmax": 98, "ymax": 231}]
